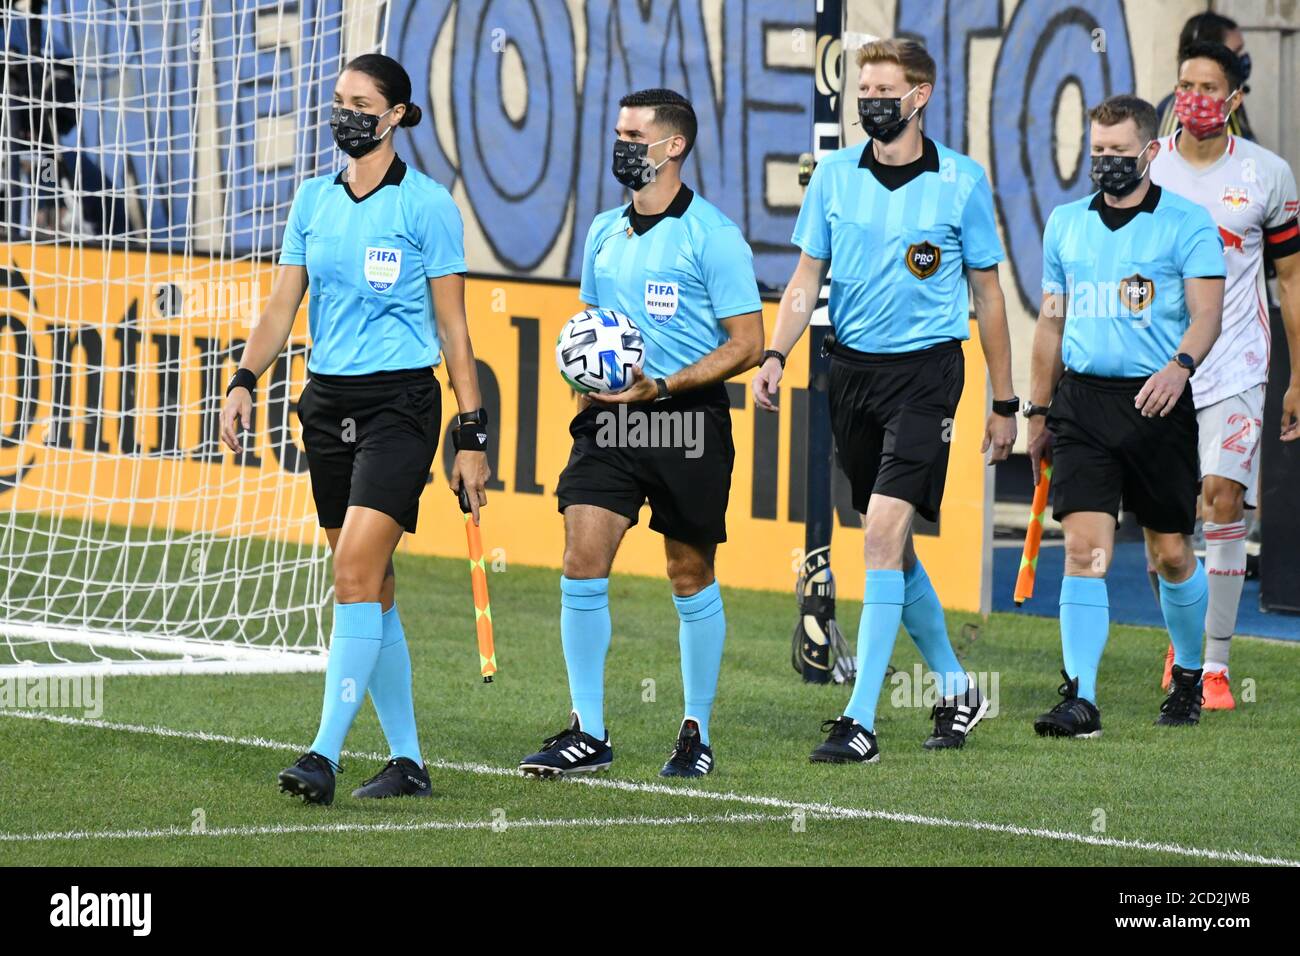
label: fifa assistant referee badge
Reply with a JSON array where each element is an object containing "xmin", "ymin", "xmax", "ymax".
[
  {"xmin": 992, "ymin": 396, "xmax": 1020, "ymax": 417},
  {"xmin": 453, "ymin": 408, "xmax": 489, "ymax": 451},
  {"xmin": 226, "ymin": 367, "xmax": 258, "ymax": 397}
]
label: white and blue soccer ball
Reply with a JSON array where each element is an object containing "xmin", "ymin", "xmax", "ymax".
[{"xmin": 555, "ymin": 308, "xmax": 645, "ymax": 394}]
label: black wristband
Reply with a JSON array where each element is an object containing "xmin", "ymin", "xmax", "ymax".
[
  {"xmin": 226, "ymin": 367, "xmax": 257, "ymax": 396},
  {"xmin": 653, "ymin": 377, "xmax": 671, "ymax": 402},
  {"xmin": 452, "ymin": 408, "xmax": 489, "ymax": 452},
  {"xmin": 991, "ymin": 396, "xmax": 1020, "ymax": 417},
  {"xmin": 761, "ymin": 349, "xmax": 786, "ymax": 369}
]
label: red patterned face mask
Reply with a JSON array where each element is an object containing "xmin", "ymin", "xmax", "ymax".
[{"xmin": 1174, "ymin": 88, "xmax": 1235, "ymax": 139}]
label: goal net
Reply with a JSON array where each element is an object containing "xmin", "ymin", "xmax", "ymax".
[{"xmin": 0, "ymin": 0, "xmax": 379, "ymax": 676}]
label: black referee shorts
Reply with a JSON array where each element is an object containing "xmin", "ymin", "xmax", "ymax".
[
  {"xmin": 1047, "ymin": 370, "xmax": 1198, "ymax": 535},
  {"xmin": 555, "ymin": 383, "xmax": 735, "ymax": 545},
  {"xmin": 297, "ymin": 367, "xmax": 440, "ymax": 533},
  {"xmin": 828, "ymin": 338, "xmax": 964, "ymax": 523}
]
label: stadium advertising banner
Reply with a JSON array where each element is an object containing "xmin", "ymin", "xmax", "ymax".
[{"xmin": 0, "ymin": 245, "xmax": 991, "ymax": 612}]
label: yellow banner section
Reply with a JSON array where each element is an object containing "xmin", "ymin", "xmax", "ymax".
[{"xmin": 0, "ymin": 244, "xmax": 990, "ymax": 611}]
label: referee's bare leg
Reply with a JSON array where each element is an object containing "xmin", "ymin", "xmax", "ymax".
[{"xmin": 324, "ymin": 506, "xmax": 404, "ymax": 610}]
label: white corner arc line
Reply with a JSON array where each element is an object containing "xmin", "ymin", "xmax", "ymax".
[{"xmin": 3, "ymin": 709, "xmax": 1296, "ymax": 866}]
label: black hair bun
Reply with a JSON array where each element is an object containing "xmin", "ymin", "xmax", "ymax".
[{"xmin": 400, "ymin": 103, "xmax": 422, "ymax": 128}]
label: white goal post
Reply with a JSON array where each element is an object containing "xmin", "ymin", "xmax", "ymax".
[{"xmin": 0, "ymin": 0, "xmax": 387, "ymax": 676}]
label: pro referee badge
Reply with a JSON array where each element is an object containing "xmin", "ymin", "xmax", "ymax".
[
  {"xmin": 1119, "ymin": 273, "xmax": 1155, "ymax": 314},
  {"xmin": 905, "ymin": 241, "xmax": 941, "ymax": 279},
  {"xmin": 364, "ymin": 246, "xmax": 402, "ymax": 293},
  {"xmin": 645, "ymin": 280, "xmax": 679, "ymax": 324}
]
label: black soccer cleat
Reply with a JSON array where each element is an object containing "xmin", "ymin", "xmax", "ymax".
[
  {"xmin": 810, "ymin": 716, "xmax": 879, "ymax": 764},
  {"xmin": 278, "ymin": 751, "xmax": 338, "ymax": 805},
  {"xmin": 1156, "ymin": 664, "xmax": 1204, "ymax": 727},
  {"xmin": 659, "ymin": 718, "xmax": 714, "ymax": 778},
  {"xmin": 1033, "ymin": 670, "xmax": 1103, "ymax": 739},
  {"xmin": 352, "ymin": 757, "xmax": 433, "ymax": 799},
  {"xmin": 924, "ymin": 684, "xmax": 990, "ymax": 750},
  {"xmin": 519, "ymin": 711, "xmax": 613, "ymax": 778}
]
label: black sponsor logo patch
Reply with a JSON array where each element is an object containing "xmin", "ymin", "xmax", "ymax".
[
  {"xmin": 1119, "ymin": 273, "xmax": 1155, "ymax": 313},
  {"xmin": 906, "ymin": 241, "xmax": 941, "ymax": 279}
]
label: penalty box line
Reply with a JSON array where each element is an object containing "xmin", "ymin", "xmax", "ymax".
[{"xmin": 4, "ymin": 708, "xmax": 1298, "ymax": 867}]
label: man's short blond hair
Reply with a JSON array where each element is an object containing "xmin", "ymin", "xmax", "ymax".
[{"xmin": 856, "ymin": 38, "xmax": 937, "ymax": 87}]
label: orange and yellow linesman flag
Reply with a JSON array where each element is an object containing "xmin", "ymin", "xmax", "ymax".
[
  {"xmin": 1014, "ymin": 462, "xmax": 1053, "ymax": 606},
  {"xmin": 457, "ymin": 487, "xmax": 498, "ymax": 682}
]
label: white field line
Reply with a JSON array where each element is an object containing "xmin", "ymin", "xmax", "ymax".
[
  {"xmin": 4, "ymin": 709, "xmax": 1298, "ymax": 866},
  {"xmin": 0, "ymin": 812, "xmax": 793, "ymax": 844}
]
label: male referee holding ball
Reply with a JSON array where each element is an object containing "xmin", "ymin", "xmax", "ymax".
[{"xmin": 518, "ymin": 89, "xmax": 763, "ymax": 780}]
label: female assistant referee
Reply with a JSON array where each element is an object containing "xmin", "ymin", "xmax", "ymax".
[{"xmin": 219, "ymin": 53, "xmax": 490, "ymax": 805}]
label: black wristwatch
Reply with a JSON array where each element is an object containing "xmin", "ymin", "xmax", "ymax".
[
  {"xmin": 226, "ymin": 367, "xmax": 257, "ymax": 396},
  {"xmin": 452, "ymin": 408, "xmax": 489, "ymax": 451},
  {"xmin": 653, "ymin": 377, "xmax": 672, "ymax": 402},
  {"xmin": 992, "ymin": 396, "xmax": 1020, "ymax": 418},
  {"xmin": 761, "ymin": 349, "xmax": 786, "ymax": 369},
  {"xmin": 1172, "ymin": 352, "xmax": 1196, "ymax": 376},
  {"xmin": 1022, "ymin": 401, "xmax": 1050, "ymax": 419}
]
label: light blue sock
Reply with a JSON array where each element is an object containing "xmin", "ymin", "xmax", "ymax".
[
  {"xmin": 1160, "ymin": 561, "xmax": 1208, "ymax": 671},
  {"xmin": 561, "ymin": 576, "xmax": 611, "ymax": 740},
  {"xmin": 902, "ymin": 560, "xmax": 968, "ymax": 698},
  {"xmin": 842, "ymin": 570, "xmax": 905, "ymax": 733},
  {"xmin": 673, "ymin": 581, "xmax": 726, "ymax": 746},
  {"xmin": 367, "ymin": 605, "xmax": 421, "ymax": 764},
  {"xmin": 310, "ymin": 601, "xmax": 384, "ymax": 764},
  {"xmin": 1060, "ymin": 576, "xmax": 1109, "ymax": 704}
]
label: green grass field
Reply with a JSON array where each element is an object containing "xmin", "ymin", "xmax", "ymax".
[{"xmin": 2, "ymin": 549, "xmax": 1298, "ymax": 866}]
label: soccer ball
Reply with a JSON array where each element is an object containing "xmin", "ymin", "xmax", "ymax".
[{"xmin": 555, "ymin": 308, "xmax": 645, "ymax": 394}]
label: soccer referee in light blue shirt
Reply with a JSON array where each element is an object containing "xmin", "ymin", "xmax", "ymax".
[
  {"xmin": 755, "ymin": 38, "xmax": 1018, "ymax": 766},
  {"xmin": 218, "ymin": 54, "xmax": 490, "ymax": 805},
  {"xmin": 1026, "ymin": 95, "xmax": 1225, "ymax": 739},
  {"xmin": 518, "ymin": 89, "xmax": 764, "ymax": 781}
]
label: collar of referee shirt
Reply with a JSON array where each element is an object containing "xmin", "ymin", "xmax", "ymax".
[
  {"xmin": 623, "ymin": 182, "xmax": 695, "ymax": 236},
  {"xmin": 859, "ymin": 135, "xmax": 940, "ymax": 191},
  {"xmin": 334, "ymin": 153, "xmax": 407, "ymax": 203},
  {"xmin": 1089, "ymin": 182, "xmax": 1162, "ymax": 232}
]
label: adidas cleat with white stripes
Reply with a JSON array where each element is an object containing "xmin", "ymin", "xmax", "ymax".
[
  {"xmin": 659, "ymin": 718, "xmax": 714, "ymax": 778},
  {"xmin": 810, "ymin": 716, "xmax": 879, "ymax": 764},
  {"xmin": 924, "ymin": 685, "xmax": 990, "ymax": 750},
  {"xmin": 519, "ymin": 711, "xmax": 612, "ymax": 778}
]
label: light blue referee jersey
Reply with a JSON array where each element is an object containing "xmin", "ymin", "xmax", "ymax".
[
  {"xmin": 1042, "ymin": 184, "xmax": 1225, "ymax": 378},
  {"xmin": 580, "ymin": 185, "xmax": 762, "ymax": 380},
  {"xmin": 279, "ymin": 155, "xmax": 467, "ymax": 376},
  {"xmin": 791, "ymin": 137, "xmax": 1003, "ymax": 353}
]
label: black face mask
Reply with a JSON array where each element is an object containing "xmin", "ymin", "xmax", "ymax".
[
  {"xmin": 857, "ymin": 87, "xmax": 919, "ymax": 143},
  {"xmin": 1090, "ymin": 145, "xmax": 1152, "ymax": 198},
  {"xmin": 611, "ymin": 137, "xmax": 670, "ymax": 192},
  {"xmin": 330, "ymin": 105, "xmax": 394, "ymax": 158}
]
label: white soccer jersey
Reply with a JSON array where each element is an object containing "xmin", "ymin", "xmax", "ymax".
[{"xmin": 1150, "ymin": 133, "xmax": 1300, "ymax": 408}]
